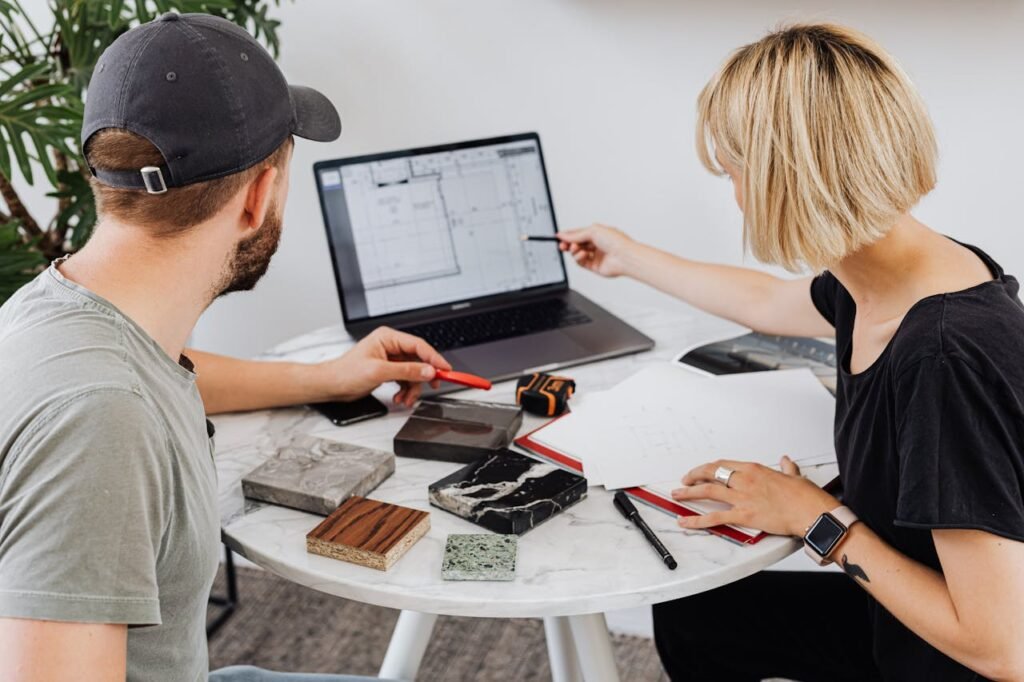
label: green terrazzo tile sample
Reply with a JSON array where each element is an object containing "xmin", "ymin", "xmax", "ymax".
[{"xmin": 442, "ymin": 534, "xmax": 517, "ymax": 581}]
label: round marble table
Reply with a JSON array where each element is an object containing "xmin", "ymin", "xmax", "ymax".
[{"xmin": 213, "ymin": 302, "xmax": 836, "ymax": 682}]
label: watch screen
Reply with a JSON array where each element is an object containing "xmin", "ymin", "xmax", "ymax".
[{"xmin": 806, "ymin": 514, "xmax": 845, "ymax": 557}]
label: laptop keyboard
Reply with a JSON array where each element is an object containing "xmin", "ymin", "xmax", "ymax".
[{"xmin": 399, "ymin": 298, "xmax": 592, "ymax": 351}]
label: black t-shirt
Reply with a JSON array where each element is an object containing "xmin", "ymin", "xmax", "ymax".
[{"xmin": 810, "ymin": 242, "xmax": 1024, "ymax": 682}]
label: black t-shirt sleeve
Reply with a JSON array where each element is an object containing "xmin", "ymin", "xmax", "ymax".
[
  {"xmin": 809, "ymin": 272, "xmax": 841, "ymax": 327},
  {"xmin": 894, "ymin": 355, "xmax": 1024, "ymax": 541}
]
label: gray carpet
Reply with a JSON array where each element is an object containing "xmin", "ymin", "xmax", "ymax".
[{"xmin": 207, "ymin": 564, "xmax": 670, "ymax": 681}]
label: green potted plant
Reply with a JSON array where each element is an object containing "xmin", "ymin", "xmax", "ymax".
[{"xmin": 0, "ymin": 0, "xmax": 287, "ymax": 302}]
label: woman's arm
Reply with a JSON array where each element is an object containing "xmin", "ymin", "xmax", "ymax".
[
  {"xmin": 189, "ymin": 327, "xmax": 451, "ymax": 415},
  {"xmin": 671, "ymin": 459, "xmax": 1024, "ymax": 681},
  {"xmin": 835, "ymin": 525, "xmax": 1024, "ymax": 681},
  {"xmin": 559, "ymin": 224, "xmax": 833, "ymax": 338}
]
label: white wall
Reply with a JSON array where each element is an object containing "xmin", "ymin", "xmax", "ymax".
[
  {"xmin": 14, "ymin": 1, "xmax": 1024, "ymax": 355},
  {"xmin": 187, "ymin": 0, "xmax": 1024, "ymax": 356}
]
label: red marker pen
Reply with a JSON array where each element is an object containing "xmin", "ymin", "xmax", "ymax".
[{"xmin": 434, "ymin": 369, "xmax": 492, "ymax": 391}]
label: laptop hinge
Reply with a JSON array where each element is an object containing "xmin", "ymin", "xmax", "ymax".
[{"xmin": 346, "ymin": 286, "xmax": 569, "ymax": 334}]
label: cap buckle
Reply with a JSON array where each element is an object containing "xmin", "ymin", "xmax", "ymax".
[{"xmin": 140, "ymin": 166, "xmax": 167, "ymax": 194}]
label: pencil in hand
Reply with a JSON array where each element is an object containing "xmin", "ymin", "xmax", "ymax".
[{"xmin": 519, "ymin": 234, "xmax": 563, "ymax": 242}]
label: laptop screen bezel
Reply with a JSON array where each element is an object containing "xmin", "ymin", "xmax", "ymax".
[{"xmin": 313, "ymin": 132, "xmax": 570, "ymax": 329}]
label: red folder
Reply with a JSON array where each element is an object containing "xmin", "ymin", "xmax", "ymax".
[{"xmin": 513, "ymin": 419, "xmax": 767, "ymax": 546}]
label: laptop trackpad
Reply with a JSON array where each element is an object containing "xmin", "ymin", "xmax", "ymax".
[{"xmin": 448, "ymin": 331, "xmax": 588, "ymax": 377}]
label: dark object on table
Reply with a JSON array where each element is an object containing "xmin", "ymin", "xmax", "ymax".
[
  {"xmin": 613, "ymin": 491, "xmax": 677, "ymax": 570},
  {"xmin": 394, "ymin": 397, "xmax": 523, "ymax": 463},
  {"xmin": 309, "ymin": 395, "xmax": 388, "ymax": 426},
  {"xmin": 306, "ymin": 496, "xmax": 430, "ymax": 571},
  {"xmin": 242, "ymin": 434, "xmax": 394, "ymax": 516},
  {"xmin": 428, "ymin": 449, "xmax": 587, "ymax": 534},
  {"xmin": 515, "ymin": 372, "xmax": 575, "ymax": 416},
  {"xmin": 677, "ymin": 332, "xmax": 837, "ymax": 395}
]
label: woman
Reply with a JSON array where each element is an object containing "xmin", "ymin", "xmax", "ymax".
[{"xmin": 560, "ymin": 24, "xmax": 1024, "ymax": 682}]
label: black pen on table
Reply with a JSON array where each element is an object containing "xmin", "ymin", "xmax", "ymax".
[{"xmin": 613, "ymin": 491, "xmax": 678, "ymax": 570}]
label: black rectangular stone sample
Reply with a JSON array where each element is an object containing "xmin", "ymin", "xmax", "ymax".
[
  {"xmin": 428, "ymin": 449, "xmax": 587, "ymax": 534},
  {"xmin": 394, "ymin": 397, "xmax": 523, "ymax": 463}
]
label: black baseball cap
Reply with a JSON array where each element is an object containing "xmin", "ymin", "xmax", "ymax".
[{"xmin": 82, "ymin": 13, "xmax": 340, "ymax": 194}]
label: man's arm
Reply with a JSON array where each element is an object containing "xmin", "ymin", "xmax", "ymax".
[
  {"xmin": 0, "ymin": 391, "xmax": 166, "ymax": 679},
  {"xmin": 0, "ymin": 619, "xmax": 126, "ymax": 682},
  {"xmin": 190, "ymin": 326, "xmax": 451, "ymax": 414},
  {"xmin": 188, "ymin": 349, "xmax": 330, "ymax": 414}
]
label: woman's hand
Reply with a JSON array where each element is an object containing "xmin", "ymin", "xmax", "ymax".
[
  {"xmin": 315, "ymin": 327, "xmax": 451, "ymax": 407},
  {"xmin": 670, "ymin": 456, "xmax": 840, "ymax": 537},
  {"xmin": 559, "ymin": 224, "xmax": 637, "ymax": 278}
]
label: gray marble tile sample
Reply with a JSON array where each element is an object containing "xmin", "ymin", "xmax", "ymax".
[
  {"xmin": 442, "ymin": 534, "xmax": 517, "ymax": 581},
  {"xmin": 242, "ymin": 433, "xmax": 394, "ymax": 516}
]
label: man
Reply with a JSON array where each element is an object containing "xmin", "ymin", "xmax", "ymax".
[{"xmin": 0, "ymin": 13, "xmax": 447, "ymax": 681}]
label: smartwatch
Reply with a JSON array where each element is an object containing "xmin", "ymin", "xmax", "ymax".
[{"xmin": 803, "ymin": 506, "xmax": 858, "ymax": 566}]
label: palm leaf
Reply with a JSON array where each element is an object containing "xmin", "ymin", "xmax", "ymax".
[
  {"xmin": 51, "ymin": 3, "xmax": 124, "ymax": 85},
  {"xmin": 0, "ymin": 61, "xmax": 46, "ymax": 99},
  {"xmin": 48, "ymin": 168, "xmax": 95, "ymax": 250},
  {"xmin": 0, "ymin": 60, "xmax": 79, "ymax": 185},
  {"xmin": 0, "ymin": 0, "xmax": 292, "ymax": 300},
  {"xmin": 0, "ymin": 3, "xmax": 34, "ymax": 65},
  {"xmin": 0, "ymin": 220, "xmax": 45, "ymax": 299},
  {"xmin": 108, "ymin": 0, "xmax": 125, "ymax": 27}
]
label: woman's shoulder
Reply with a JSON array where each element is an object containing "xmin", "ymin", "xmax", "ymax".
[
  {"xmin": 892, "ymin": 273, "xmax": 1024, "ymax": 380},
  {"xmin": 809, "ymin": 270, "xmax": 853, "ymax": 328}
]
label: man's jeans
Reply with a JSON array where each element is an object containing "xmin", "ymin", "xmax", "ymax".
[{"xmin": 210, "ymin": 665, "xmax": 390, "ymax": 681}]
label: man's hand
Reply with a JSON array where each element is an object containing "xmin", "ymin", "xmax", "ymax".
[
  {"xmin": 317, "ymin": 327, "xmax": 452, "ymax": 407},
  {"xmin": 190, "ymin": 328, "xmax": 450, "ymax": 414}
]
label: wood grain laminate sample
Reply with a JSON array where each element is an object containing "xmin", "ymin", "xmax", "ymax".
[{"xmin": 306, "ymin": 496, "xmax": 430, "ymax": 570}]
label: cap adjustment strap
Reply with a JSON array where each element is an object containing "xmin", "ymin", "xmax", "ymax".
[{"xmin": 89, "ymin": 163, "xmax": 172, "ymax": 193}]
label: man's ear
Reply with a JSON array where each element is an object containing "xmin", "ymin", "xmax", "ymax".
[{"xmin": 243, "ymin": 166, "xmax": 279, "ymax": 229}]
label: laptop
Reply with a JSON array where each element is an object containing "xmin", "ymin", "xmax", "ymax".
[{"xmin": 313, "ymin": 132, "xmax": 654, "ymax": 390}]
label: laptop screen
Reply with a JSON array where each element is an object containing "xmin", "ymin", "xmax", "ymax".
[{"xmin": 315, "ymin": 134, "xmax": 567, "ymax": 322}]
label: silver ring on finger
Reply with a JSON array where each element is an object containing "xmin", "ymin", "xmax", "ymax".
[{"xmin": 714, "ymin": 465, "xmax": 736, "ymax": 488}]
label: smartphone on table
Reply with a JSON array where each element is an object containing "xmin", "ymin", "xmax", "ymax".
[{"xmin": 308, "ymin": 395, "xmax": 388, "ymax": 426}]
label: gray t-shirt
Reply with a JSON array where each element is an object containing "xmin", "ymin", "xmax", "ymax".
[{"xmin": 0, "ymin": 265, "xmax": 219, "ymax": 681}]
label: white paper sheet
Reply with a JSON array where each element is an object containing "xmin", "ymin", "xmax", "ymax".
[{"xmin": 533, "ymin": 366, "xmax": 836, "ymax": 489}]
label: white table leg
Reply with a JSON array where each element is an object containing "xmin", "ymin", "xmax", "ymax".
[
  {"xmin": 544, "ymin": 616, "xmax": 583, "ymax": 682},
  {"xmin": 567, "ymin": 613, "xmax": 620, "ymax": 682},
  {"xmin": 378, "ymin": 610, "xmax": 438, "ymax": 681}
]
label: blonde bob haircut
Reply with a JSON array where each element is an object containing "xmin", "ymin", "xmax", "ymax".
[{"xmin": 697, "ymin": 23, "xmax": 938, "ymax": 272}]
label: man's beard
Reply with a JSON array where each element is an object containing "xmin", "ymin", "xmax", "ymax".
[{"xmin": 215, "ymin": 200, "xmax": 283, "ymax": 298}]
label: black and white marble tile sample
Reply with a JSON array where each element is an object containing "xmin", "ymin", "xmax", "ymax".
[
  {"xmin": 442, "ymin": 534, "xmax": 517, "ymax": 581},
  {"xmin": 428, "ymin": 449, "xmax": 587, "ymax": 534},
  {"xmin": 394, "ymin": 397, "xmax": 523, "ymax": 463},
  {"xmin": 242, "ymin": 433, "xmax": 394, "ymax": 516}
]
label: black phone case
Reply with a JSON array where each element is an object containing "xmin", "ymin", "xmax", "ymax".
[{"xmin": 310, "ymin": 396, "xmax": 387, "ymax": 426}]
